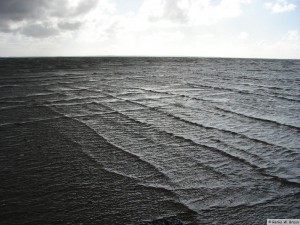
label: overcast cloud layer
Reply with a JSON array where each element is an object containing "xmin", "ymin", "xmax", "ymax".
[{"xmin": 0, "ymin": 0, "xmax": 299, "ymax": 58}]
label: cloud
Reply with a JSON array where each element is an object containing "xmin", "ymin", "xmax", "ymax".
[
  {"xmin": 256, "ymin": 32, "xmax": 300, "ymax": 59},
  {"xmin": 0, "ymin": 20, "xmax": 13, "ymax": 33},
  {"xmin": 139, "ymin": 0, "xmax": 253, "ymax": 26},
  {"xmin": 238, "ymin": 31, "xmax": 249, "ymax": 40},
  {"xmin": 265, "ymin": 0, "xmax": 297, "ymax": 13},
  {"xmin": 1, "ymin": 0, "xmax": 299, "ymax": 59},
  {"xmin": 21, "ymin": 23, "xmax": 59, "ymax": 38},
  {"xmin": 73, "ymin": 0, "xmax": 100, "ymax": 16},
  {"xmin": 0, "ymin": 0, "xmax": 253, "ymax": 41},
  {"xmin": 48, "ymin": 0, "xmax": 99, "ymax": 18},
  {"xmin": 197, "ymin": 33, "xmax": 215, "ymax": 39},
  {"xmin": 0, "ymin": 0, "xmax": 99, "ymax": 21},
  {"xmin": 143, "ymin": 0, "xmax": 189, "ymax": 23},
  {"xmin": 58, "ymin": 21, "xmax": 82, "ymax": 31},
  {"xmin": 0, "ymin": 0, "xmax": 49, "ymax": 21},
  {"xmin": 0, "ymin": 0, "xmax": 99, "ymax": 37},
  {"xmin": 284, "ymin": 30, "xmax": 299, "ymax": 41}
]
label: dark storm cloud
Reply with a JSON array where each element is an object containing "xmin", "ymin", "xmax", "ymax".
[
  {"xmin": 0, "ymin": 0, "xmax": 98, "ymax": 37},
  {"xmin": 0, "ymin": 0, "xmax": 49, "ymax": 21},
  {"xmin": 0, "ymin": 20, "xmax": 13, "ymax": 33},
  {"xmin": 73, "ymin": 0, "xmax": 99, "ymax": 16},
  {"xmin": 48, "ymin": 0, "xmax": 99, "ymax": 18},
  {"xmin": 21, "ymin": 24, "xmax": 59, "ymax": 38},
  {"xmin": 58, "ymin": 21, "xmax": 82, "ymax": 31}
]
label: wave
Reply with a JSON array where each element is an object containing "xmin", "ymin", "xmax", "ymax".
[
  {"xmin": 127, "ymin": 88, "xmax": 300, "ymax": 152},
  {"xmin": 1, "ymin": 57, "xmax": 299, "ymax": 225},
  {"xmin": 30, "ymin": 86, "xmax": 296, "ymax": 181},
  {"xmin": 42, "ymin": 106, "xmax": 201, "ymax": 220},
  {"xmin": 212, "ymin": 105, "xmax": 300, "ymax": 131},
  {"xmin": 186, "ymin": 82, "xmax": 300, "ymax": 103},
  {"xmin": 138, "ymin": 86, "xmax": 300, "ymax": 130},
  {"xmin": 47, "ymin": 106, "xmax": 172, "ymax": 184},
  {"xmin": 77, "ymin": 101, "xmax": 235, "ymax": 177},
  {"xmin": 0, "ymin": 116, "xmax": 65, "ymax": 127},
  {"xmin": 75, "ymin": 98, "xmax": 300, "ymax": 187},
  {"xmin": 143, "ymin": 101, "xmax": 294, "ymax": 151}
]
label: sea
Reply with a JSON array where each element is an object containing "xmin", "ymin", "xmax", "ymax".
[{"xmin": 0, "ymin": 57, "xmax": 299, "ymax": 225}]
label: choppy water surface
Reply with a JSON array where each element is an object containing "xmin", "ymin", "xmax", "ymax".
[{"xmin": 0, "ymin": 57, "xmax": 299, "ymax": 224}]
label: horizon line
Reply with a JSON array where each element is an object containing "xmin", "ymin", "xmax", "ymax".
[{"xmin": 1, "ymin": 55, "xmax": 300, "ymax": 60}]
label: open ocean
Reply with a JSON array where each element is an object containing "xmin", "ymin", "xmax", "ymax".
[{"xmin": 0, "ymin": 57, "xmax": 299, "ymax": 225}]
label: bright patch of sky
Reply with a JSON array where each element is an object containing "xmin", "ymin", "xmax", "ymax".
[{"xmin": 0, "ymin": 0, "xmax": 299, "ymax": 58}]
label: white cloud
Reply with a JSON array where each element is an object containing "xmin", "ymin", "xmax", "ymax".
[
  {"xmin": 197, "ymin": 33, "xmax": 215, "ymax": 39},
  {"xmin": 105, "ymin": 0, "xmax": 254, "ymax": 57},
  {"xmin": 265, "ymin": 0, "xmax": 297, "ymax": 13},
  {"xmin": 0, "ymin": 0, "xmax": 254, "ymax": 45},
  {"xmin": 249, "ymin": 30, "xmax": 300, "ymax": 59},
  {"xmin": 284, "ymin": 30, "xmax": 299, "ymax": 41},
  {"xmin": 138, "ymin": 0, "xmax": 253, "ymax": 26},
  {"xmin": 238, "ymin": 31, "xmax": 249, "ymax": 40}
]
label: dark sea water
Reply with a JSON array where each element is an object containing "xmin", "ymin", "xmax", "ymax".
[{"xmin": 0, "ymin": 57, "xmax": 299, "ymax": 225}]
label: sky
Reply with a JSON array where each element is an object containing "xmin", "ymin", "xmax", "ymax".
[{"xmin": 0, "ymin": 0, "xmax": 299, "ymax": 59}]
